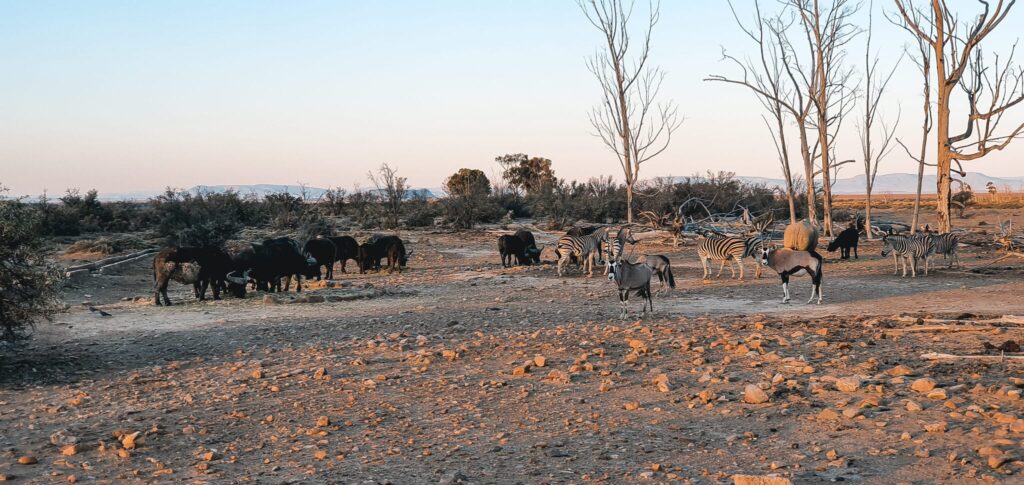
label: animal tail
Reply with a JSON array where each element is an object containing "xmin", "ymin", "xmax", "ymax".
[{"xmin": 666, "ymin": 263, "xmax": 676, "ymax": 289}]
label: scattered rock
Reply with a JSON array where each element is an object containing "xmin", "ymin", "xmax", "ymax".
[
  {"xmin": 924, "ymin": 421, "xmax": 948, "ymax": 433},
  {"xmin": 732, "ymin": 475, "xmax": 793, "ymax": 485},
  {"xmin": 911, "ymin": 378, "xmax": 937, "ymax": 393},
  {"xmin": 743, "ymin": 385, "xmax": 770, "ymax": 404},
  {"xmin": 60, "ymin": 444, "xmax": 78, "ymax": 456},
  {"xmin": 316, "ymin": 416, "xmax": 330, "ymax": 427},
  {"xmin": 624, "ymin": 402, "xmax": 641, "ymax": 411},
  {"xmin": 50, "ymin": 430, "xmax": 78, "ymax": 446},
  {"xmin": 906, "ymin": 400, "xmax": 923, "ymax": 412},
  {"xmin": 835, "ymin": 376, "xmax": 862, "ymax": 392},
  {"xmin": 17, "ymin": 456, "xmax": 37, "ymax": 465}
]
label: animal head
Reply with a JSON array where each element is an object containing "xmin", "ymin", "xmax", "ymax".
[
  {"xmin": 527, "ymin": 245, "xmax": 544, "ymax": 263},
  {"xmin": 759, "ymin": 246, "xmax": 776, "ymax": 267},
  {"xmin": 881, "ymin": 234, "xmax": 893, "ymax": 257},
  {"xmin": 826, "ymin": 239, "xmax": 839, "ymax": 252},
  {"xmin": 607, "ymin": 260, "xmax": 620, "ymax": 281},
  {"xmin": 225, "ymin": 270, "xmax": 250, "ymax": 298}
]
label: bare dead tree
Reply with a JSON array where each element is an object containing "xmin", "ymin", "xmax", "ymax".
[
  {"xmin": 578, "ymin": 0, "xmax": 682, "ymax": 223},
  {"xmin": 707, "ymin": 1, "xmax": 816, "ymax": 223},
  {"xmin": 859, "ymin": 1, "xmax": 902, "ymax": 239},
  {"xmin": 894, "ymin": 0, "xmax": 1024, "ymax": 232},
  {"xmin": 367, "ymin": 163, "xmax": 408, "ymax": 230},
  {"xmin": 791, "ymin": 0, "xmax": 861, "ymax": 237},
  {"xmin": 890, "ymin": 5, "xmax": 933, "ymax": 234},
  {"xmin": 706, "ymin": 1, "xmax": 799, "ymax": 223}
]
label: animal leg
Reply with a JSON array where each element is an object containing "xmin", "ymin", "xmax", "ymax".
[
  {"xmin": 737, "ymin": 257, "xmax": 744, "ymax": 281},
  {"xmin": 700, "ymin": 257, "xmax": 709, "ymax": 280},
  {"xmin": 781, "ymin": 281, "xmax": 790, "ymax": 303},
  {"xmin": 893, "ymin": 254, "xmax": 899, "ymax": 275},
  {"xmin": 715, "ymin": 259, "xmax": 727, "ymax": 278}
]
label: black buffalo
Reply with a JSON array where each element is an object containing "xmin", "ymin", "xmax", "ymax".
[
  {"xmin": 327, "ymin": 236, "xmax": 360, "ymax": 274},
  {"xmin": 358, "ymin": 235, "xmax": 409, "ymax": 274},
  {"xmin": 498, "ymin": 234, "xmax": 530, "ymax": 267},
  {"xmin": 153, "ymin": 246, "xmax": 242, "ymax": 306},
  {"xmin": 827, "ymin": 227, "xmax": 860, "ymax": 259},
  {"xmin": 514, "ymin": 229, "xmax": 543, "ymax": 264},
  {"xmin": 303, "ymin": 238, "xmax": 337, "ymax": 280},
  {"xmin": 255, "ymin": 238, "xmax": 319, "ymax": 292}
]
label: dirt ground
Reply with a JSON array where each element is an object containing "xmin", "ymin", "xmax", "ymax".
[{"xmin": 2, "ymin": 212, "xmax": 1024, "ymax": 484}]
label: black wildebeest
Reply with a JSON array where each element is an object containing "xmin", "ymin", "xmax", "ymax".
[
  {"xmin": 514, "ymin": 229, "xmax": 543, "ymax": 264},
  {"xmin": 358, "ymin": 235, "xmax": 408, "ymax": 274},
  {"xmin": 497, "ymin": 234, "xmax": 531, "ymax": 267},
  {"xmin": 303, "ymin": 238, "xmax": 337, "ymax": 280},
  {"xmin": 153, "ymin": 246, "xmax": 242, "ymax": 306},
  {"xmin": 327, "ymin": 235, "xmax": 360, "ymax": 274},
  {"xmin": 826, "ymin": 227, "xmax": 860, "ymax": 259}
]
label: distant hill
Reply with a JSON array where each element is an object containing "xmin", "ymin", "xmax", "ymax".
[
  {"xmin": 80, "ymin": 172, "xmax": 1024, "ymax": 201},
  {"xmin": 731, "ymin": 172, "xmax": 1024, "ymax": 195}
]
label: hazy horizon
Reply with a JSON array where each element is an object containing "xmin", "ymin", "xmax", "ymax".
[{"xmin": 3, "ymin": 1, "xmax": 1023, "ymax": 197}]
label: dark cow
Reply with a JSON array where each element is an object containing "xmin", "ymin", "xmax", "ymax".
[
  {"xmin": 327, "ymin": 236, "xmax": 359, "ymax": 274},
  {"xmin": 514, "ymin": 229, "xmax": 543, "ymax": 264},
  {"xmin": 498, "ymin": 234, "xmax": 531, "ymax": 267},
  {"xmin": 358, "ymin": 235, "xmax": 409, "ymax": 274},
  {"xmin": 153, "ymin": 246, "xmax": 241, "ymax": 306},
  {"xmin": 827, "ymin": 227, "xmax": 860, "ymax": 259},
  {"xmin": 304, "ymin": 238, "xmax": 337, "ymax": 280},
  {"xmin": 257, "ymin": 238, "xmax": 318, "ymax": 293}
]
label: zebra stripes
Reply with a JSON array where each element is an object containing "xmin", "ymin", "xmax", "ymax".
[
  {"xmin": 881, "ymin": 234, "xmax": 933, "ymax": 277},
  {"xmin": 697, "ymin": 234, "xmax": 748, "ymax": 280},
  {"xmin": 742, "ymin": 234, "xmax": 766, "ymax": 279},
  {"xmin": 603, "ymin": 227, "xmax": 637, "ymax": 275},
  {"xmin": 927, "ymin": 232, "xmax": 961, "ymax": 268},
  {"xmin": 557, "ymin": 226, "xmax": 609, "ymax": 277}
]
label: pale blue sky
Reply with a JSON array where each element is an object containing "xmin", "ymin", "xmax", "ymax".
[{"xmin": 1, "ymin": 1, "xmax": 1021, "ymax": 196}]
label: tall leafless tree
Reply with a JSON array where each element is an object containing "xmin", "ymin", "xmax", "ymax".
[
  {"xmin": 707, "ymin": 2, "xmax": 815, "ymax": 223},
  {"xmin": 791, "ymin": 0, "xmax": 860, "ymax": 237},
  {"xmin": 890, "ymin": 5, "xmax": 934, "ymax": 234},
  {"xmin": 578, "ymin": 0, "xmax": 682, "ymax": 223},
  {"xmin": 368, "ymin": 163, "xmax": 408, "ymax": 230},
  {"xmin": 894, "ymin": 0, "xmax": 1024, "ymax": 232},
  {"xmin": 859, "ymin": 2, "xmax": 902, "ymax": 239}
]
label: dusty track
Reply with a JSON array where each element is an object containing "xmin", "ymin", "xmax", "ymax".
[{"xmin": 2, "ymin": 229, "xmax": 1023, "ymax": 483}]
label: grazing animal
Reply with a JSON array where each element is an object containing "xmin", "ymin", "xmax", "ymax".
[
  {"xmin": 303, "ymin": 238, "xmax": 338, "ymax": 280},
  {"xmin": 696, "ymin": 234, "xmax": 748, "ymax": 280},
  {"xmin": 881, "ymin": 233, "xmax": 933, "ymax": 277},
  {"xmin": 604, "ymin": 227, "xmax": 638, "ymax": 275},
  {"xmin": 556, "ymin": 226, "xmax": 610, "ymax": 277},
  {"xmin": 327, "ymin": 236, "xmax": 360, "ymax": 274},
  {"xmin": 152, "ymin": 246, "xmax": 235, "ymax": 306},
  {"xmin": 927, "ymin": 232, "xmax": 961, "ymax": 268},
  {"xmin": 357, "ymin": 235, "xmax": 408, "ymax": 274},
  {"xmin": 498, "ymin": 234, "xmax": 531, "ymax": 267},
  {"xmin": 826, "ymin": 227, "xmax": 860, "ymax": 259},
  {"xmin": 760, "ymin": 247, "xmax": 824, "ymax": 304},
  {"xmin": 638, "ymin": 254, "xmax": 676, "ymax": 294},
  {"xmin": 514, "ymin": 229, "xmax": 543, "ymax": 264},
  {"xmin": 783, "ymin": 220, "xmax": 819, "ymax": 251},
  {"xmin": 607, "ymin": 259, "xmax": 654, "ymax": 319},
  {"xmin": 262, "ymin": 237, "xmax": 317, "ymax": 292}
]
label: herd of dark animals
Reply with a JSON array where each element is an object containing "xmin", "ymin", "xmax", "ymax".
[
  {"xmin": 153, "ymin": 234, "xmax": 409, "ymax": 306},
  {"xmin": 151, "ymin": 216, "xmax": 962, "ymax": 316}
]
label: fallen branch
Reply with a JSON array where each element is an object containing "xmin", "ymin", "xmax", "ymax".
[
  {"xmin": 885, "ymin": 325, "xmax": 1013, "ymax": 333},
  {"xmin": 921, "ymin": 352, "xmax": 1024, "ymax": 362},
  {"xmin": 895, "ymin": 315, "xmax": 1024, "ymax": 326}
]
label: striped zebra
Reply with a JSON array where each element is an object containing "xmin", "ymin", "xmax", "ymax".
[
  {"xmin": 697, "ymin": 234, "xmax": 748, "ymax": 280},
  {"xmin": 603, "ymin": 227, "xmax": 638, "ymax": 275},
  {"xmin": 742, "ymin": 234, "xmax": 767, "ymax": 279},
  {"xmin": 881, "ymin": 234, "xmax": 933, "ymax": 277},
  {"xmin": 927, "ymin": 232, "xmax": 961, "ymax": 269},
  {"xmin": 557, "ymin": 226, "xmax": 609, "ymax": 277}
]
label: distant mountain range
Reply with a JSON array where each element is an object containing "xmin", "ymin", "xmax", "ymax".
[
  {"xmin": 732, "ymin": 172, "xmax": 1024, "ymax": 194},
  {"xmin": 86, "ymin": 172, "xmax": 1024, "ymax": 201}
]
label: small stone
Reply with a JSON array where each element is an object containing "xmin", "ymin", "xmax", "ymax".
[
  {"xmin": 886, "ymin": 365, "xmax": 913, "ymax": 376},
  {"xmin": 911, "ymin": 378, "xmax": 937, "ymax": 393},
  {"xmin": 924, "ymin": 421, "xmax": 948, "ymax": 433},
  {"xmin": 624, "ymin": 401, "xmax": 641, "ymax": 411},
  {"xmin": 652, "ymin": 373, "xmax": 671, "ymax": 393},
  {"xmin": 120, "ymin": 431, "xmax": 141, "ymax": 450},
  {"xmin": 1010, "ymin": 419, "xmax": 1024, "ymax": 433},
  {"xmin": 842, "ymin": 407, "xmax": 862, "ymax": 419},
  {"xmin": 533, "ymin": 355, "xmax": 546, "ymax": 367},
  {"xmin": 18, "ymin": 456, "xmax": 38, "ymax": 465},
  {"xmin": 313, "ymin": 450, "xmax": 327, "ymax": 460},
  {"xmin": 743, "ymin": 384, "xmax": 770, "ymax": 404},
  {"xmin": 442, "ymin": 350, "xmax": 458, "ymax": 361},
  {"xmin": 906, "ymin": 400, "xmax": 923, "ymax": 412},
  {"xmin": 818, "ymin": 409, "xmax": 841, "ymax": 421},
  {"xmin": 988, "ymin": 455, "xmax": 1007, "ymax": 469},
  {"xmin": 835, "ymin": 376, "xmax": 862, "ymax": 392},
  {"xmin": 732, "ymin": 475, "xmax": 793, "ymax": 485},
  {"xmin": 251, "ymin": 370, "xmax": 262, "ymax": 379},
  {"xmin": 60, "ymin": 444, "xmax": 78, "ymax": 456},
  {"xmin": 926, "ymin": 388, "xmax": 948, "ymax": 400},
  {"xmin": 49, "ymin": 430, "xmax": 78, "ymax": 446},
  {"xmin": 201, "ymin": 451, "xmax": 219, "ymax": 461},
  {"xmin": 316, "ymin": 416, "xmax": 330, "ymax": 427},
  {"xmin": 698, "ymin": 389, "xmax": 717, "ymax": 403}
]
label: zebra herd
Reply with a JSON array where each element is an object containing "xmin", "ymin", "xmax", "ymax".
[
  {"xmin": 500, "ymin": 221, "xmax": 963, "ymax": 318},
  {"xmin": 881, "ymin": 231, "xmax": 961, "ymax": 277}
]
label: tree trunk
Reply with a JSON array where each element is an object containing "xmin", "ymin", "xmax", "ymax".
[
  {"xmin": 813, "ymin": 2, "xmax": 833, "ymax": 238},
  {"xmin": 625, "ymin": 182, "xmax": 634, "ymax": 223},
  {"xmin": 798, "ymin": 125, "xmax": 817, "ymax": 224},
  {"xmin": 864, "ymin": 188, "xmax": 873, "ymax": 240},
  {"xmin": 931, "ymin": 6, "xmax": 952, "ymax": 233},
  {"xmin": 911, "ymin": 154, "xmax": 925, "ymax": 233},
  {"xmin": 775, "ymin": 110, "xmax": 798, "ymax": 224}
]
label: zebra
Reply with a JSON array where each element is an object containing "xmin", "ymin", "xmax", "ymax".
[
  {"xmin": 742, "ymin": 234, "xmax": 767, "ymax": 279},
  {"xmin": 556, "ymin": 226, "xmax": 609, "ymax": 277},
  {"xmin": 697, "ymin": 234, "xmax": 748, "ymax": 280},
  {"xmin": 603, "ymin": 227, "xmax": 638, "ymax": 275},
  {"xmin": 881, "ymin": 233, "xmax": 933, "ymax": 277},
  {"xmin": 927, "ymin": 232, "xmax": 961, "ymax": 269}
]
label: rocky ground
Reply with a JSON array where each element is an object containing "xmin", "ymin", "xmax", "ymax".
[{"xmin": 1, "ymin": 225, "xmax": 1023, "ymax": 484}]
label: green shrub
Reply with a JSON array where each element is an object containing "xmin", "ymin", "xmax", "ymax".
[{"xmin": 0, "ymin": 190, "xmax": 63, "ymax": 341}]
